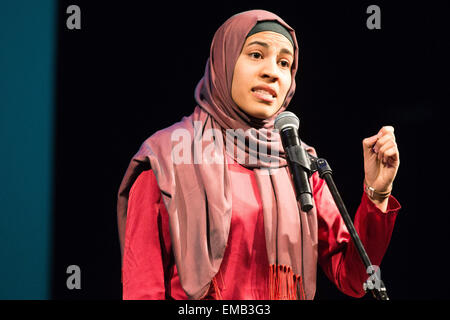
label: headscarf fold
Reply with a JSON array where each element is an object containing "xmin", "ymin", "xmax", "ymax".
[{"xmin": 117, "ymin": 9, "xmax": 319, "ymax": 300}]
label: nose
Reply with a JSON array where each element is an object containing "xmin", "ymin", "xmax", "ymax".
[{"xmin": 259, "ymin": 57, "xmax": 279, "ymax": 82}]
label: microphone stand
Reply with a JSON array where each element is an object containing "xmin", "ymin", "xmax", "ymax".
[{"xmin": 297, "ymin": 152, "xmax": 390, "ymax": 300}]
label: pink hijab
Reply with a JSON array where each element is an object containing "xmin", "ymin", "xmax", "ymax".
[{"xmin": 117, "ymin": 9, "xmax": 319, "ymax": 300}]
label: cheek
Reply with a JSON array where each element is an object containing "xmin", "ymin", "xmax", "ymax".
[
  {"xmin": 231, "ymin": 64, "xmax": 250, "ymax": 101},
  {"xmin": 279, "ymin": 74, "xmax": 292, "ymax": 100}
]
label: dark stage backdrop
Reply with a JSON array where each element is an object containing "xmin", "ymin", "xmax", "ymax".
[{"xmin": 52, "ymin": 0, "xmax": 448, "ymax": 299}]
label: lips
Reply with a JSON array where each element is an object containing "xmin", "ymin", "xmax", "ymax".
[
  {"xmin": 251, "ymin": 85, "xmax": 277, "ymax": 103},
  {"xmin": 251, "ymin": 85, "xmax": 277, "ymax": 98}
]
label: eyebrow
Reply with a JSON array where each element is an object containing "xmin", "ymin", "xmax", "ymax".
[{"xmin": 246, "ymin": 40, "xmax": 294, "ymax": 57}]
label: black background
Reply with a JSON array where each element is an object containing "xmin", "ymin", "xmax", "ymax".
[{"xmin": 52, "ymin": 0, "xmax": 448, "ymax": 300}]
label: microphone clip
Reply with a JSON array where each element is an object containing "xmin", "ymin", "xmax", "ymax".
[
  {"xmin": 286, "ymin": 145, "xmax": 333, "ymax": 180},
  {"xmin": 307, "ymin": 153, "xmax": 333, "ymax": 179}
]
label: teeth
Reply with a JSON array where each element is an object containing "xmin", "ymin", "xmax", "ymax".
[{"xmin": 254, "ymin": 89, "xmax": 274, "ymax": 98}]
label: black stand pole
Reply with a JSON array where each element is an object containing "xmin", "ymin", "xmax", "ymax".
[{"xmin": 305, "ymin": 154, "xmax": 390, "ymax": 300}]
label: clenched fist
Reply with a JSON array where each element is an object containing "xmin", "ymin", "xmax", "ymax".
[{"xmin": 362, "ymin": 126, "xmax": 400, "ymax": 211}]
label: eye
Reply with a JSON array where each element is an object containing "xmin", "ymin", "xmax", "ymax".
[
  {"xmin": 280, "ymin": 60, "xmax": 291, "ymax": 68},
  {"xmin": 250, "ymin": 52, "xmax": 262, "ymax": 59}
]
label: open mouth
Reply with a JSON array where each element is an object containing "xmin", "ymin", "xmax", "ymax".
[{"xmin": 251, "ymin": 87, "xmax": 277, "ymax": 102}]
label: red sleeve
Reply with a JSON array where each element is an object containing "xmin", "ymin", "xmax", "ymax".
[
  {"xmin": 314, "ymin": 173, "xmax": 401, "ymax": 297},
  {"xmin": 122, "ymin": 170, "xmax": 174, "ymax": 299}
]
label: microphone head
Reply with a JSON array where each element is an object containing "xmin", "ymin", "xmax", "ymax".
[{"xmin": 274, "ymin": 111, "xmax": 299, "ymax": 132}]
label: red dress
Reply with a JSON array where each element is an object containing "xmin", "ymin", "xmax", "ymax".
[{"xmin": 122, "ymin": 156, "xmax": 400, "ymax": 300}]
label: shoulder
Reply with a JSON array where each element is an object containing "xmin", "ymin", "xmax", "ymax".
[
  {"xmin": 129, "ymin": 169, "xmax": 161, "ymax": 204},
  {"xmin": 137, "ymin": 113, "xmax": 197, "ymax": 156}
]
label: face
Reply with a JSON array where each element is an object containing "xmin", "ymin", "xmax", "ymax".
[{"xmin": 231, "ymin": 31, "xmax": 294, "ymax": 119}]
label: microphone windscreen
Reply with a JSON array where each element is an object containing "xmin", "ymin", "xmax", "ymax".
[{"xmin": 274, "ymin": 111, "xmax": 300, "ymax": 131}]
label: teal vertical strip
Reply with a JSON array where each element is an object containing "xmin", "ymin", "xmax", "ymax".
[{"xmin": 0, "ymin": 1, "xmax": 55, "ymax": 299}]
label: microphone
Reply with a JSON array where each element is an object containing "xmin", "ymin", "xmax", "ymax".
[{"xmin": 274, "ymin": 111, "xmax": 314, "ymax": 212}]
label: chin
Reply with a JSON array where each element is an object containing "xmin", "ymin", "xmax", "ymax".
[
  {"xmin": 252, "ymin": 111, "xmax": 275, "ymax": 119},
  {"xmin": 251, "ymin": 105, "xmax": 279, "ymax": 119},
  {"xmin": 237, "ymin": 101, "xmax": 280, "ymax": 120}
]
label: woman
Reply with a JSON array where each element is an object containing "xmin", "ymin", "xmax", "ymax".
[{"xmin": 117, "ymin": 9, "xmax": 400, "ymax": 300}]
